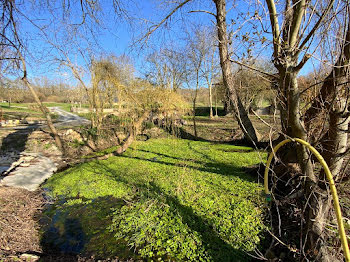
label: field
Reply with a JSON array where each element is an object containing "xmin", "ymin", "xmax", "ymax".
[
  {"xmin": 0, "ymin": 102, "xmax": 72, "ymax": 121},
  {"xmin": 42, "ymin": 137, "xmax": 268, "ymax": 261}
]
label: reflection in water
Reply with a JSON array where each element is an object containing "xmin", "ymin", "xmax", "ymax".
[{"xmin": 41, "ymin": 207, "xmax": 86, "ymax": 254}]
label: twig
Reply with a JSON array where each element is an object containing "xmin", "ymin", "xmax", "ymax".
[{"xmin": 266, "ymin": 228, "xmax": 300, "ymax": 253}]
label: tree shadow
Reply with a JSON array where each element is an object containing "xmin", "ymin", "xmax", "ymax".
[
  {"xmin": 195, "ymin": 106, "xmax": 226, "ymax": 117},
  {"xmin": 119, "ymin": 154, "xmax": 249, "ymax": 181},
  {"xmin": 39, "ymin": 195, "xmax": 129, "ymax": 261},
  {"xmin": 75, "ymin": 161, "xmax": 251, "ymax": 261},
  {"xmin": 146, "ymin": 181, "xmax": 249, "ymax": 261},
  {"xmin": 40, "ymin": 139, "xmax": 264, "ymax": 260},
  {"xmin": 124, "ymin": 143, "xmax": 255, "ymax": 182},
  {"xmin": 0, "ymin": 124, "xmax": 38, "ymax": 176}
]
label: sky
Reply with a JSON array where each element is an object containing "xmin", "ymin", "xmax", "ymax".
[{"xmin": 15, "ymin": 0, "xmax": 318, "ymax": 87}]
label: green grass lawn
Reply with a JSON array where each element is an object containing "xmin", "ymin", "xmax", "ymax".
[
  {"xmin": 0, "ymin": 102, "xmax": 72, "ymax": 112},
  {"xmin": 0, "ymin": 102, "xmax": 73, "ymax": 121},
  {"xmin": 43, "ymin": 138, "xmax": 267, "ymax": 261}
]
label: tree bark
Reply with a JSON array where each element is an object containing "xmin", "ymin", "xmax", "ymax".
[
  {"xmin": 213, "ymin": 0, "xmax": 260, "ymax": 144},
  {"xmin": 208, "ymin": 81, "xmax": 213, "ymax": 118},
  {"xmin": 305, "ymin": 22, "xmax": 350, "ymax": 181},
  {"xmin": 115, "ymin": 110, "xmax": 150, "ymax": 155},
  {"xmin": 193, "ymin": 89, "xmax": 198, "ymax": 139},
  {"xmin": 23, "ymin": 77, "xmax": 64, "ymax": 153}
]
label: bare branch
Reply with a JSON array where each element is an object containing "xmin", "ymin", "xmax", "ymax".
[
  {"xmin": 297, "ymin": 0, "xmax": 336, "ymax": 52},
  {"xmin": 188, "ymin": 10, "xmax": 216, "ymax": 17},
  {"xmin": 139, "ymin": 0, "xmax": 192, "ymax": 43},
  {"xmin": 295, "ymin": 53, "xmax": 311, "ymax": 71},
  {"xmin": 265, "ymin": 0, "xmax": 281, "ymax": 56},
  {"xmin": 230, "ymin": 59, "xmax": 278, "ymax": 79},
  {"xmin": 289, "ymin": 0, "xmax": 306, "ymax": 48}
]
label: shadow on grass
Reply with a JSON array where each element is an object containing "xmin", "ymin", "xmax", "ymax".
[
  {"xmin": 85, "ymin": 161, "xmax": 249, "ymax": 261},
  {"xmin": 126, "ymin": 142, "xmax": 256, "ymax": 182},
  {"xmin": 40, "ymin": 139, "xmax": 263, "ymax": 261},
  {"xmin": 195, "ymin": 106, "xmax": 226, "ymax": 117},
  {"xmin": 119, "ymin": 153, "xmax": 250, "ymax": 182}
]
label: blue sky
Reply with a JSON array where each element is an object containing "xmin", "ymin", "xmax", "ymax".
[{"xmin": 17, "ymin": 0, "xmax": 317, "ymax": 86}]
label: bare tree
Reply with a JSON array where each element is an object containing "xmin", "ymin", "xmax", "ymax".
[
  {"xmin": 138, "ymin": 0, "xmax": 261, "ymax": 144},
  {"xmin": 264, "ymin": 0, "xmax": 349, "ymax": 258},
  {"xmin": 200, "ymin": 27, "xmax": 220, "ymax": 118},
  {"xmin": 144, "ymin": 47, "xmax": 187, "ymax": 91},
  {"xmin": 0, "ymin": 0, "xmax": 64, "ymax": 153}
]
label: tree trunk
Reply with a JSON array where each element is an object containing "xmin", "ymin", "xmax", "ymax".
[
  {"xmin": 115, "ymin": 110, "xmax": 150, "ymax": 155},
  {"xmin": 215, "ymin": 90, "xmax": 218, "ymax": 117},
  {"xmin": 23, "ymin": 78, "xmax": 64, "ymax": 153},
  {"xmin": 193, "ymin": 94, "xmax": 198, "ymax": 139},
  {"xmin": 209, "ymin": 83, "xmax": 213, "ymax": 118},
  {"xmin": 213, "ymin": 0, "xmax": 260, "ymax": 144},
  {"xmin": 206, "ymin": 76, "xmax": 214, "ymax": 118},
  {"xmin": 193, "ymin": 73, "xmax": 199, "ymax": 139},
  {"xmin": 305, "ymin": 22, "xmax": 350, "ymax": 181}
]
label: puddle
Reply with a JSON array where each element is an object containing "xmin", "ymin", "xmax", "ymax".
[{"xmin": 39, "ymin": 194, "xmax": 130, "ymax": 259}]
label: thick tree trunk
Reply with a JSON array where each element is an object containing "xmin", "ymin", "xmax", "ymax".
[
  {"xmin": 265, "ymin": 0, "xmax": 346, "ymax": 258},
  {"xmin": 304, "ymin": 26, "xmax": 349, "ymax": 261},
  {"xmin": 213, "ymin": 0, "xmax": 260, "ymax": 144},
  {"xmin": 305, "ymin": 22, "xmax": 350, "ymax": 181}
]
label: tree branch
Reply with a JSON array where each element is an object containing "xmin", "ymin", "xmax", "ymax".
[
  {"xmin": 230, "ymin": 59, "xmax": 278, "ymax": 80},
  {"xmin": 295, "ymin": 53, "xmax": 311, "ymax": 71},
  {"xmin": 289, "ymin": 0, "xmax": 306, "ymax": 48},
  {"xmin": 297, "ymin": 0, "xmax": 335, "ymax": 52},
  {"xmin": 139, "ymin": 0, "xmax": 192, "ymax": 43},
  {"xmin": 266, "ymin": 0, "xmax": 281, "ymax": 56},
  {"xmin": 188, "ymin": 10, "xmax": 216, "ymax": 17}
]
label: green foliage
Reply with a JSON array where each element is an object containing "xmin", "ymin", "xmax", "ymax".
[
  {"xmin": 43, "ymin": 138, "xmax": 267, "ymax": 261},
  {"xmin": 110, "ymin": 197, "xmax": 209, "ymax": 261}
]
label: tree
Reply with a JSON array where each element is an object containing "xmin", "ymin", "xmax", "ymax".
[
  {"xmin": 264, "ymin": 0, "xmax": 349, "ymax": 258},
  {"xmin": 213, "ymin": 0, "xmax": 261, "ymax": 144},
  {"xmin": 0, "ymin": 0, "xmax": 64, "ymax": 153},
  {"xmin": 200, "ymin": 27, "xmax": 220, "ymax": 118},
  {"xmin": 140, "ymin": 0, "xmax": 261, "ymax": 144},
  {"xmin": 144, "ymin": 47, "xmax": 187, "ymax": 91},
  {"xmin": 184, "ymin": 27, "xmax": 207, "ymax": 138}
]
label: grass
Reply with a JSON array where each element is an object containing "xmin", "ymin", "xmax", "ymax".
[
  {"xmin": 43, "ymin": 138, "xmax": 267, "ymax": 261},
  {"xmin": 42, "ymin": 102, "xmax": 72, "ymax": 112},
  {"xmin": 0, "ymin": 102, "xmax": 72, "ymax": 112},
  {"xmin": 0, "ymin": 102, "xmax": 37, "ymax": 113},
  {"xmin": 0, "ymin": 102, "xmax": 72, "ymax": 121}
]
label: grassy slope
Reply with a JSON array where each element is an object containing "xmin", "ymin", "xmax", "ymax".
[{"xmin": 43, "ymin": 138, "xmax": 267, "ymax": 261}]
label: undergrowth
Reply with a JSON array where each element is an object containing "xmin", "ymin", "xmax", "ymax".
[{"xmin": 43, "ymin": 138, "xmax": 267, "ymax": 261}]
